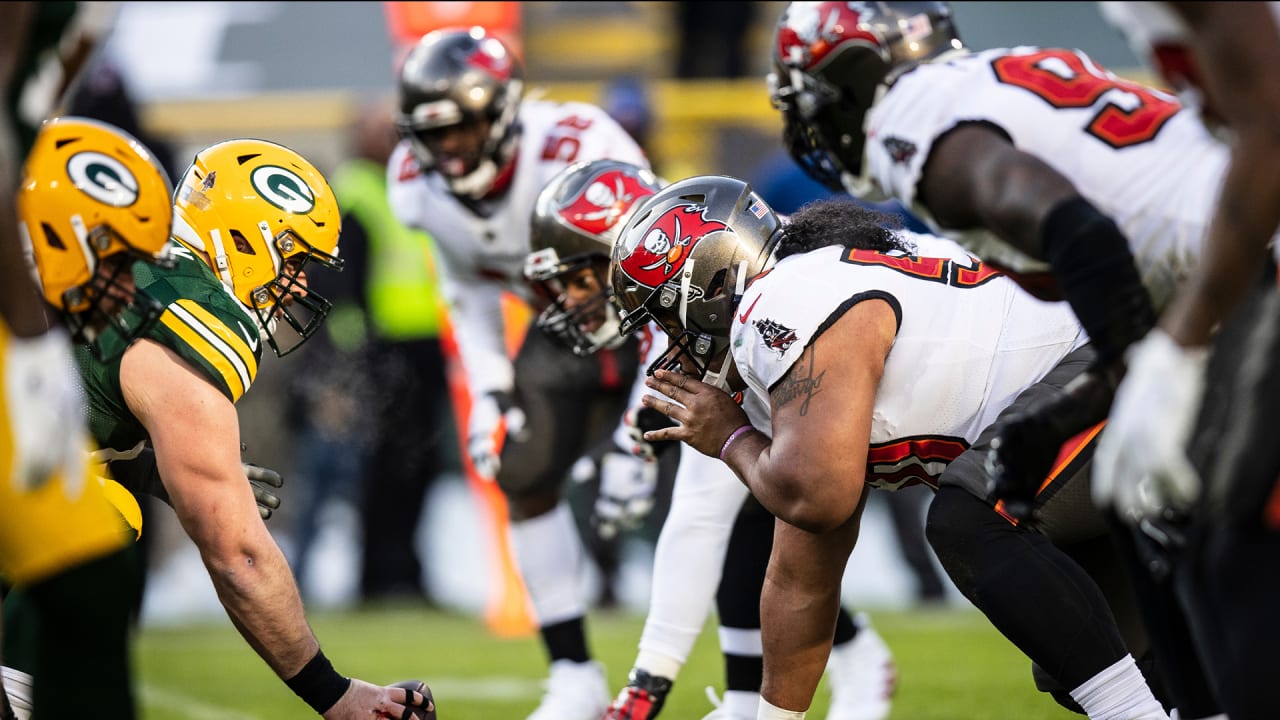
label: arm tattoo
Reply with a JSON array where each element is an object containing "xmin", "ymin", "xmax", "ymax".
[{"xmin": 774, "ymin": 346, "xmax": 824, "ymax": 415}]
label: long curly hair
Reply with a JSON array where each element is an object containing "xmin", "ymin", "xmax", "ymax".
[{"xmin": 776, "ymin": 198, "xmax": 915, "ymax": 259}]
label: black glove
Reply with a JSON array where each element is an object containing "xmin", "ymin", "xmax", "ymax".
[
  {"xmin": 984, "ymin": 364, "xmax": 1119, "ymax": 521},
  {"xmin": 243, "ymin": 462, "xmax": 284, "ymax": 520}
]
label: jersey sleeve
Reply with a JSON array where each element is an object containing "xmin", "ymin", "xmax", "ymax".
[
  {"xmin": 439, "ymin": 271, "xmax": 516, "ymax": 400},
  {"xmin": 151, "ymin": 297, "xmax": 262, "ymax": 403}
]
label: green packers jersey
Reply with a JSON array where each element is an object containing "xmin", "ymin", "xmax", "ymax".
[{"xmin": 75, "ymin": 241, "xmax": 263, "ymax": 452}]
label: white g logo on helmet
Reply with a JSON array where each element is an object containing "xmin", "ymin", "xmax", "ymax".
[
  {"xmin": 250, "ymin": 165, "xmax": 316, "ymax": 214},
  {"xmin": 66, "ymin": 151, "xmax": 140, "ymax": 207}
]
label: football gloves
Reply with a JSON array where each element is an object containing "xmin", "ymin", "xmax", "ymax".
[
  {"xmin": 592, "ymin": 449, "xmax": 660, "ymax": 540},
  {"xmin": 985, "ymin": 364, "xmax": 1118, "ymax": 521},
  {"xmin": 1093, "ymin": 329, "xmax": 1207, "ymax": 524},
  {"xmin": 467, "ymin": 389, "xmax": 526, "ymax": 481},
  {"xmin": 4, "ymin": 328, "xmax": 87, "ymax": 493}
]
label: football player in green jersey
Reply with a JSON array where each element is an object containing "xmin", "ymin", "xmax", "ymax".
[
  {"xmin": 14, "ymin": 135, "xmax": 434, "ymax": 719},
  {"xmin": 1, "ymin": 114, "xmax": 175, "ymax": 720}
]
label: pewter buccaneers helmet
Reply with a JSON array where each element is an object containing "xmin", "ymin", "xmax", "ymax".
[
  {"xmin": 395, "ymin": 26, "xmax": 524, "ymax": 199},
  {"xmin": 769, "ymin": 1, "xmax": 963, "ymax": 192},
  {"xmin": 610, "ymin": 175, "xmax": 782, "ymax": 390},
  {"xmin": 19, "ymin": 116, "xmax": 175, "ymax": 355},
  {"xmin": 172, "ymin": 138, "xmax": 343, "ymax": 357},
  {"xmin": 526, "ymin": 159, "xmax": 664, "ymax": 356}
]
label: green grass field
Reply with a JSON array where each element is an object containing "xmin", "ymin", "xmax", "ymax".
[{"xmin": 135, "ymin": 604, "xmax": 1080, "ymax": 719}]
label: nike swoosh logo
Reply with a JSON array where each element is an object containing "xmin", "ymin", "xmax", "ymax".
[
  {"xmin": 236, "ymin": 321, "xmax": 260, "ymax": 351},
  {"xmin": 738, "ymin": 294, "xmax": 761, "ymax": 324}
]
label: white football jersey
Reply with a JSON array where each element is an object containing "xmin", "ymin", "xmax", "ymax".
[
  {"xmin": 731, "ymin": 235, "xmax": 1086, "ymax": 490},
  {"xmin": 387, "ymin": 99, "xmax": 649, "ymax": 397},
  {"xmin": 859, "ymin": 46, "xmax": 1230, "ymax": 310}
]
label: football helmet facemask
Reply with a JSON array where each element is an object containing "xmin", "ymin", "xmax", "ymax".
[
  {"xmin": 18, "ymin": 115, "xmax": 175, "ymax": 357},
  {"xmin": 172, "ymin": 138, "xmax": 343, "ymax": 357},
  {"xmin": 769, "ymin": 1, "xmax": 963, "ymax": 193},
  {"xmin": 526, "ymin": 159, "xmax": 664, "ymax": 356},
  {"xmin": 395, "ymin": 26, "xmax": 524, "ymax": 200},
  {"xmin": 610, "ymin": 175, "xmax": 782, "ymax": 390}
]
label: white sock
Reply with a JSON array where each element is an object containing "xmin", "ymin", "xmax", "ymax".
[
  {"xmin": 723, "ymin": 689, "xmax": 761, "ymax": 717},
  {"xmin": 758, "ymin": 696, "xmax": 806, "ymax": 719},
  {"xmin": 634, "ymin": 650, "xmax": 683, "ymax": 683},
  {"xmin": 638, "ymin": 448, "xmax": 749, "ymax": 664},
  {"xmin": 508, "ymin": 503, "xmax": 586, "ymax": 626},
  {"xmin": 1069, "ymin": 654, "xmax": 1170, "ymax": 720},
  {"xmin": 719, "ymin": 626, "xmax": 764, "ymax": 656}
]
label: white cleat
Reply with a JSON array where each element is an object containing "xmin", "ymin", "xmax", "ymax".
[
  {"xmin": 526, "ymin": 659, "xmax": 611, "ymax": 720},
  {"xmin": 825, "ymin": 614, "xmax": 897, "ymax": 720}
]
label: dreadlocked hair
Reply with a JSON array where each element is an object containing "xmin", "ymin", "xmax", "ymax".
[{"xmin": 776, "ymin": 198, "xmax": 914, "ymax": 259}]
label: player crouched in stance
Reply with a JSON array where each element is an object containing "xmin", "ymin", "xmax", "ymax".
[
  {"xmin": 1, "ymin": 115, "xmax": 176, "ymax": 719},
  {"xmin": 612, "ymin": 175, "xmax": 1170, "ymax": 720}
]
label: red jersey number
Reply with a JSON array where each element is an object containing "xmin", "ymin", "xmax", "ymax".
[
  {"xmin": 841, "ymin": 249, "xmax": 1002, "ymax": 289},
  {"xmin": 540, "ymin": 114, "xmax": 595, "ymax": 163},
  {"xmin": 992, "ymin": 49, "xmax": 1180, "ymax": 149}
]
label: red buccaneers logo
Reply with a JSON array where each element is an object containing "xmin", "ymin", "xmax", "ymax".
[
  {"xmin": 776, "ymin": 2, "xmax": 883, "ymax": 70},
  {"xmin": 467, "ymin": 37, "xmax": 514, "ymax": 80},
  {"xmin": 558, "ymin": 169, "xmax": 656, "ymax": 236},
  {"xmin": 619, "ymin": 204, "xmax": 727, "ymax": 287}
]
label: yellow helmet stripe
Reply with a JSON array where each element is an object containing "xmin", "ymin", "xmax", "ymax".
[{"xmin": 157, "ymin": 303, "xmax": 254, "ymax": 400}]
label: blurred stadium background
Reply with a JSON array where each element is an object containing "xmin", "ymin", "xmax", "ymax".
[{"xmin": 37, "ymin": 2, "xmax": 1145, "ymax": 717}]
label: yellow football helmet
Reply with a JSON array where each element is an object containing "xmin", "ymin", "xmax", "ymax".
[
  {"xmin": 18, "ymin": 115, "xmax": 175, "ymax": 354},
  {"xmin": 171, "ymin": 138, "xmax": 344, "ymax": 356}
]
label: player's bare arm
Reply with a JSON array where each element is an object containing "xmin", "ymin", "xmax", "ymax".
[
  {"xmin": 760, "ymin": 492, "xmax": 867, "ymax": 712},
  {"xmin": 1159, "ymin": 1, "xmax": 1280, "ymax": 348},
  {"xmin": 119, "ymin": 338, "xmax": 322, "ymax": 677},
  {"xmin": 919, "ymin": 123, "xmax": 1078, "ymax": 260}
]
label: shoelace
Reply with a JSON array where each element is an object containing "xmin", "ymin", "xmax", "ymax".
[{"xmin": 700, "ymin": 687, "xmax": 727, "ymax": 720}]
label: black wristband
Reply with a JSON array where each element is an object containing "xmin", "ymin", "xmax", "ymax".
[{"xmin": 285, "ymin": 649, "xmax": 351, "ymax": 715}]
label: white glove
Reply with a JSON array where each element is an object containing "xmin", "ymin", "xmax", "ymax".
[
  {"xmin": 616, "ymin": 407, "xmax": 658, "ymax": 461},
  {"xmin": 1093, "ymin": 329, "xmax": 1208, "ymax": 523},
  {"xmin": 592, "ymin": 450, "xmax": 659, "ymax": 540},
  {"xmin": 467, "ymin": 390, "xmax": 526, "ymax": 481},
  {"xmin": 5, "ymin": 328, "xmax": 88, "ymax": 494}
]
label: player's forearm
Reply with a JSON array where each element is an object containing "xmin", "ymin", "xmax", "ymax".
[
  {"xmin": 179, "ymin": 495, "xmax": 319, "ymax": 677},
  {"xmin": 758, "ymin": 571, "xmax": 838, "ymax": 712},
  {"xmin": 444, "ymin": 283, "xmax": 515, "ymax": 396},
  {"xmin": 206, "ymin": 535, "xmax": 320, "ymax": 677}
]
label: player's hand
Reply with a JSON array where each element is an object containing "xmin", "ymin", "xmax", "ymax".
[
  {"xmin": 321, "ymin": 677, "xmax": 434, "ymax": 720},
  {"xmin": 243, "ymin": 462, "xmax": 284, "ymax": 520},
  {"xmin": 4, "ymin": 328, "xmax": 87, "ymax": 493},
  {"xmin": 619, "ymin": 407, "xmax": 658, "ymax": 461},
  {"xmin": 642, "ymin": 369, "xmax": 750, "ymax": 459},
  {"xmin": 1093, "ymin": 329, "xmax": 1207, "ymax": 524},
  {"xmin": 593, "ymin": 450, "xmax": 660, "ymax": 540},
  {"xmin": 467, "ymin": 390, "xmax": 525, "ymax": 481},
  {"xmin": 985, "ymin": 366, "xmax": 1116, "ymax": 521}
]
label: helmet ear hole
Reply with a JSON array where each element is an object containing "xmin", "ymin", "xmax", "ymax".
[
  {"xmin": 705, "ymin": 268, "xmax": 728, "ymax": 300},
  {"xmin": 230, "ymin": 229, "xmax": 256, "ymax": 255},
  {"xmin": 41, "ymin": 223, "xmax": 67, "ymax": 250}
]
